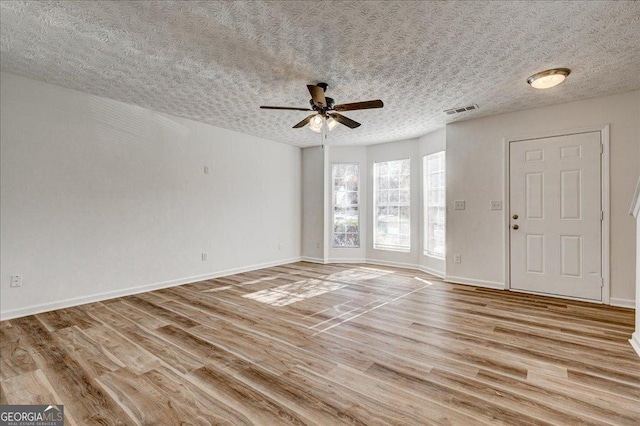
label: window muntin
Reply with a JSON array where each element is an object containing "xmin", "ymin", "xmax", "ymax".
[
  {"xmin": 424, "ymin": 151, "xmax": 446, "ymax": 258},
  {"xmin": 332, "ymin": 163, "xmax": 360, "ymax": 248},
  {"xmin": 374, "ymin": 159, "xmax": 410, "ymax": 251}
]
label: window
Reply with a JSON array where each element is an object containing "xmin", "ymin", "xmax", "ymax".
[
  {"xmin": 332, "ymin": 163, "xmax": 360, "ymax": 248},
  {"xmin": 424, "ymin": 151, "xmax": 445, "ymax": 258},
  {"xmin": 374, "ymin": 159, "xmax": 410, "ymax": 251}
]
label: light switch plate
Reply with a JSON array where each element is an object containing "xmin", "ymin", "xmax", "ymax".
[
  {"xmin": 454, "ymin": 200, "xmax": 466, "ymax": 210},
  {"xmin": 490, "ymin": 200, "xmax": 503, "ymax": 210},
  {"xmin": 10, "ymin": 275, "xmax": 22, "ymax": 287}
]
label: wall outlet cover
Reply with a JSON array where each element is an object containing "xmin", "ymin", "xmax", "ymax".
[
  {"xmin": 10, "ymin": 274, "xmax": 23, "ymax": 287},
  {"xmin": 490, "ymin": 200, "xmax": 503, "ymax": 210},
  {"xmin": 454, "ymin": 200, "xmax": 466, "ymax": 210},
  {"xmin": 453, "ymin": 254, "xmax": 462, "ymax": 264}
]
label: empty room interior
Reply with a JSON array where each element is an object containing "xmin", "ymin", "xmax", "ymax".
[{"xmin": 1, "ymin": 1, "xmax": 640, "ymax": 424}]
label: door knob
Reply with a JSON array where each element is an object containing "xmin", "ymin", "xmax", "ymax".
[
  {"xmin": 512, "ymin": 224, "xmax": 519, "ymax": 230},
  {"xmin": 512, "ymin": 214, "xmax": 518, "ymax": 220}
]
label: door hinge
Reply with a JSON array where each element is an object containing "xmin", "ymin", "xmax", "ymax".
[
  {"xmin": 600, "ymin": 144, "xmax": 604, "ymax": 154},
  {"xmin": 601, "ymin": 277, "xmax": 604, "ymax": 287},
  {"xmin": 600, "ymin": 211, "xmax": 604, "ymax": 221}
]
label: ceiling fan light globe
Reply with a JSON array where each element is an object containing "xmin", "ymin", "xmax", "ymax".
[
  {"xmin": 309, "ymin": 114, "xmax": 324, "ymax": 132},
  {"xmin": 326, "ymin": 117, "xmax": 339, "ymax": 131}
]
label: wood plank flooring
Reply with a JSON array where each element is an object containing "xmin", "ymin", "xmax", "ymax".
[{"xmin": 1, "ymin": 262, "xmax": 638, "ymax": 425}]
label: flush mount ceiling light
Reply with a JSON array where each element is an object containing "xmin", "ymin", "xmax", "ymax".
[{"xmin": 527, "ymin": 68, "xmax": 571, "ymax": 89}]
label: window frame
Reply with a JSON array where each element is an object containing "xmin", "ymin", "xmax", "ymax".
[
  {"xmin": 331, "ymin": 162, "xmax": 361, "ymax": 249},
  {"xmin": 373, "ymin": 158, "xmax": 411, "ymax": 252},
  {"xmin": 423, "ymin": 151, "xmax": 446, "ymax": 259}
]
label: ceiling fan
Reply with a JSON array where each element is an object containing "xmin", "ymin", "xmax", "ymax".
[{"xmin": 260, "ymin": 83, "xmax": 383, "ymax": 132}]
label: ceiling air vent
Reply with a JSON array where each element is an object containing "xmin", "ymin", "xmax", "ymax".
[{"xmin": 444, "ymin": 104, "xmax": 479, "ymax": 115}]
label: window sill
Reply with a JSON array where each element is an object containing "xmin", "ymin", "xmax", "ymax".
[
  {"xmin": 423, "ymin": 252, "xmax": 445, "ymax": 260},
  {"xmin": 373, "ymin": 247, "xmax": 411, "ymax": 253}
]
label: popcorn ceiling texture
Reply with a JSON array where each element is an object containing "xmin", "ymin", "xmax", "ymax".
[{"xmin": 1, "ymin": 1, "xmax": 639, "ymax": 146}]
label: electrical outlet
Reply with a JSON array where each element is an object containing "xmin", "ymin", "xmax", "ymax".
[
  {"xmin": 454, "ymin": 200, "xmax": 466, "ymax": 210},
  {"xmin": 316, "ymin": 242, "xmax": 320, "ymax": 248},
  {"xmin": 204, "ymin": 165, "xmax": 210, "ymax": 174},
  {"xmin": 490, "ymin": 200, "xmax": 503, "ymax": 210},
  {"xmin": 10, "ymin": 275, "xmax": 22, "ymax": 288},
  {"xmin": 278, "ymin": 243, "xmax": 283, "ymax": 250},
  {"xmin": 201, "ymin": 252, "xmax": 208, "ymax": 261},
  {"xmin": 453, "ymin": 254, "xmax": 462, "ymax": 264}
]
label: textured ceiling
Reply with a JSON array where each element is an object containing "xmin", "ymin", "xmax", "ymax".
[{"xmin": 1, "ymin": 1, "xmax": 639, "ymax": 146}]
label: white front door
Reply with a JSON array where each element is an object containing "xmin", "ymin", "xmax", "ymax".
[{"xmin": 509, "ymin": 132, "xmax": 602, "ymax": 301}]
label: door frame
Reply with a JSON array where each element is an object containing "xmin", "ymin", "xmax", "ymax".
[{"xmin": 503, "ymin": 124, "xmax": 610, "ymax": 304}]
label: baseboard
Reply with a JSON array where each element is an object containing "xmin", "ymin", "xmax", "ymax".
[
  {"xmin": 364, "ymin": 258, "xmax": 419, "ymax": 270},
  {"xmin": 327, "ymin": 258, "xmax": 367, "ymax": 264},
  {"xmin": 300, "ymin": 256, "xmax": 325, "ymax": 264},
  {"xmin": 610, "ymin": 297, "xmax": 636, "ymax": 309},
  {"xmin": 301, "ymin": 256, "xmax": 446, "ymax": 278},
  {"xmin": 444, "ymin": 275, "xmax": 505, "ymax": 290},
  {"xmin": 416, "ymin": 265, "xmax": 446, "ymax": 279},
  {"xmin": 630, "ymin": 332, "xmax": 640, "ymax": 358},
  {"xmin": 362, "ymin": 258, "xmax": 445, "ymax": 279},
  {"xmin": 0, "ymin": 256, "xmax": 302, "ymax": 321}
]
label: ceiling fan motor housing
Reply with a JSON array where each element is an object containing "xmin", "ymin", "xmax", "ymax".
[
  {"xmin": 260, "ymin": 82, "xmax": 382, "ymax": 129},
  {"xmin": 310, "ymin": 96, "xmax": 335, "ymax": 112}
]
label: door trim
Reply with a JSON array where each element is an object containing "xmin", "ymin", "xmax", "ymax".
[{"xmin": 503, "ymin": 124, "xmax": 610, "ymax": 304}]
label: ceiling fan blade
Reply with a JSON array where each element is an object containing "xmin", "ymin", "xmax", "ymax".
[
  {"xmin": 260, "ymin": 106, "xmax": 312, "ymax": 111},
  {"xmin": 292, "ymin": 114, "xmax": 317, "ymax": 128},
  {"xmin": 333, "ymin": 99, "xmax": 384, "ymax": 112},
  {"xmin": 330, "ymin": 113, "xmax": 361, "ymax": 129},
  {"xmin": 307, "ymin": 84, "xmax": 327, "ymax": 108}
]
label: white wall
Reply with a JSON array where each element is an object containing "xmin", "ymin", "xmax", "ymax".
[
  {"xmin": 632, "ymin": 179, "xmax": 640, "ymax": 356},
  {"xmin": 304, "ymin": 129, "xmax": 446, "ymax": 277},
  {"xmin": 327, "ymin": 146, "xmax": 368, "ymax": 262},
  {"xmin": 446, "ymin": 90, "xmax": 640, "ymax": 304},
  {"xmin": 301, "ymin": 146, "xmax": 325, "ymax": 261},
  {"xmin": 418, "ymin": 128, "xmax": 447, "ymax": 277},
  {"xmin": 0, "ymin": 73, "xmax": 301, "ymax": 319},
  {"xmin": 366, "ymin": 138, "xmax": 422, "ymax": 267}
]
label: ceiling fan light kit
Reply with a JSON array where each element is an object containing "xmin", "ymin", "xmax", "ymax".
[
  {"xmin": 309, "ymin": 115, "xmax": 324, "ymax": 133},
  {"xmin": 260, "ymin": 83, "xmax": 383, "ymax": 133},
  {"xmin": 527, "ymin": 68, "xmax": 571, "ymax": 89},
  {"xmin": 326, "ymin": 117, "xmax": 339, "ymax": 131}
]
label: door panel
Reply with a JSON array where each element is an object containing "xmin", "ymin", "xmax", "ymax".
[
  {"xmin": 526, "ymin": 234, "xmax": 544, "ymax": 273},
  {"xmin": 510, "ymin": 132, "xmax": 602, "ymax": 301},
  {"xmin": 560, "ymin": 170, "xmax": 581, "ymax": 219},
  {"xmin": 560, "ymin": 235, "xmax": 582, "ymax": 277},
  {"xmin": 525, "ymin": 173, "xmax": 544, "ymax": 219}
]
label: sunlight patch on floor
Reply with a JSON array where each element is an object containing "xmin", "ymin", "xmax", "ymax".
[{"xmin": 242, "ymin": 279, "xmax": 347, "ymax": 306}]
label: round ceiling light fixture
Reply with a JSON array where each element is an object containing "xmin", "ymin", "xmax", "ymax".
[{"xmin": 527, "ymin": 68, "xmax": 571, "ymax": 89}]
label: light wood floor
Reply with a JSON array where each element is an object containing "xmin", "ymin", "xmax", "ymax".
[{"xmin": 1, "ymin": 262, "xmax": 638, "ymax": 425}]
